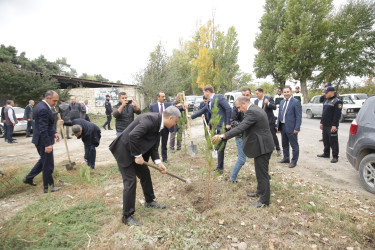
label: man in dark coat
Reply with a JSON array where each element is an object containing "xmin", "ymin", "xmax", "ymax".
[
  {"xmin": 212, "ymin": 96, "xmax": 274, "ymax": 207},
  {"xmin": 58, "ymin": 98, "xmax": 72, "ymax": 139},
  {"xmin": 109, "ymin": 106, "xmax": 181, "ymax": 226},
  {"xmin": 69, "ymin": 96, "xmax": 81, "ymax": 121},
  {"xmin": 60, "ymin": 118, "xmax": 101, "ymax": 169},
  {"xmin": 23, "ymin": 90, "xmax": 61, "ymax": 193},
  {"xmin": 102, "ymin": 95, "xmax": 113, "ymax": 130},
  {"xmin": 113, "ymin": 92, "xmax": 141, "ymax": 137},
  {"xmin": 23, "ymin": 100, "xmax": 34, "ymax": 137}
]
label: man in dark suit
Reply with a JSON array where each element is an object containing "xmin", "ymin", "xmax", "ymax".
[
  {"xmin": 276, "ymin": 86, "xmax": 302, "ymax": 168},
  {"xmin": 69, "ymin": 96, "xmax": 81, "ymax": 121},
  {"xmin": 58, "ymin": 98, "xmax": 72, "ymax": 139},
  {"xmin": 254, "ymin": 88, "xmax": 281, "ymax": 156},
  {"xmin": 59, "ymin": 118, "xmax": 101, "ymax": 169},
  {"xmin": 23, "ymin": 100, "xmax": 34, "ymax": 137},
  {"xmin": 149, "ymin": 92, "xmax": 172, "ymax": 163},
  {"xmin": 102, "ymin": 95, "xmax": 113, "ymax": 130},
  {"xmin": 212, "ymin": 96, "xmax": 274, "ymax": 207},
  {"xmin": 109, "ymin": 106, "xmax": 181, "ymax": 226},
  {"xmin": 22, "ymin": 90, "xmax": 62, "ymax": 193},
  {"xmin": 190, "ymin": 85, "xmax": 232, "ymax": 174}
]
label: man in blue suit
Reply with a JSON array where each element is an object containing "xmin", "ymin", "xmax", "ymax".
[
  {"xmin": 276, "ymin": 86, "xmax": 302, "ymax": 168},
  {"xmin": 190, "ymin": 85, "xmax": 232, "ymax": 174},
  {"xmin": 22, "ymin": 90, "xmax": 62, "ymax": 193},
  {"xmin": 149, "ymin": 92, "xmax": 172, "ymax": 163}
]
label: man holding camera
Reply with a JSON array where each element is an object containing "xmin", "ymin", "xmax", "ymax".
[{"xmin": 113, "ymin": 92, "xmax": 141, "ymax": 137}]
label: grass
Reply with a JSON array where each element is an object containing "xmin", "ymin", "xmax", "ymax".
[{"xmin": 1, "ymin": 138, "xmax": 375, "ymax": 249}]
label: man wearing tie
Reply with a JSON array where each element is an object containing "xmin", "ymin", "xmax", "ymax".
[
  {"xmin": 149, "ymin": 92, "xmax": 172, "ymax": 163},
  {"xmin": 276, "ymin": 86, "xmax": 302, "ymax": 168}
]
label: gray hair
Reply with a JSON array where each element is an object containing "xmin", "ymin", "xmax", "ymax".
[
  {"xmin": 29, "ymin": 100, "xmax": 34, "ymax": 104},
  {"xmin": 163, "ymin": 106, "xmax": 181, "ymax": 120},
  {"xmin": 72, "ymin": 124, "xmax": 82, "ymax": 134},
  {"xmin": 6, "ymin": 100, "xmax": 13, "ymax": 105},
  {"xmin": 45, "ymin": 90, "xmax": 57, "ymax": 98},
  {"xmin": 236, "ymin": 96, "xmax": 250, "ymax": 104}
]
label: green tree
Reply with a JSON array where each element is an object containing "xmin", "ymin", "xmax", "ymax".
[
  {"xmin": 316, "ymin": 0, "xmax": 375, "ymax": 87},
  {"xmin": 253, "ymin": 0, "xmax": 287, "ymax": 88},
  {"xmin": 276, "ymin": 0, "xmax": 333, "ymax": 103}
]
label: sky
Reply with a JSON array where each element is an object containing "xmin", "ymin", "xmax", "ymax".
[{"xmin": 0, "ymin": 0, "xmax": 348, "ymax": 85}]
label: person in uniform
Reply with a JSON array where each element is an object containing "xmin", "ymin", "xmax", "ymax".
[
  {"xmin": 274, "ymin": 88, "xmax": 284, "ymax": 106},
  {"xmin": 317, "ymin": 86, "xmax": 342, "ymax": 163},
  {"xmin": 102, "ymin": 94, "xmax": 113, "ymax": 130},
  {"xmin": 293, "ymin": 86, "xmax": 304, "ymax": 103}
]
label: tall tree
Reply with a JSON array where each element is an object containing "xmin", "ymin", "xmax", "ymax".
[
  {"xmin": 276, "ymin": 0, "xmax": 333, "ymax": 103},
  {"xmin": 316, "ymin": 0, "xmax": 375, "ymax": 88},
  {"xmin": 253, "ymin": 0, "xmax": 287, "ymax": 88}
]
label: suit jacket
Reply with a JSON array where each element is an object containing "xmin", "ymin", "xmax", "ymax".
[
  {"xmin": 191, "ymin": 94, "xmax": 232, "ymax": 131},
  {"xmin": 32, "ymin": 101, "xmax": 56, "ymax": 147},
  {"xmin": 276, "ymin": 97, "xmax": 302, "ymax": 133},
  {"xmin": 254, "ymin": 96, "xmax": 277, "ymax": 125},
  {"xmin": 64, "ymin": 118, "xmax": 101, "ymax": 147},
  {"xmin": 23, "ymin": 104, "xmax": 33, "ymax": 120},
  {"xmin": 149, "ymin": 102, "xmax": 172, "ymax": 113},
  {"xmin": 225, "ymin": 104, "xmax": 274, "ymax": 158},
  {"xmin": 109, "ymin": 113, "xmax": 162, "ymax": 168},
  {"xmin": 199, "ymin": 101, "xmax": 211, "ymax": 123}
]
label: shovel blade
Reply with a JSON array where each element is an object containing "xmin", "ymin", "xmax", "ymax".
[
  {"xmin": 188, "ymin": 143, "xmax": 197, "ymax": 157},
  {"xmin": 65, "ymin": 162, "xmax": 76, "ymax": 171},
  {"xmin": 212, "ymin": 150, "xmax": 218, "ymax": 159}
]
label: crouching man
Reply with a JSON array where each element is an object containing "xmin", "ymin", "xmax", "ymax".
[
  {"xmin": 59, "ymin": 118, "xmax": 101, "ymax": 169},
  {"xmin": 109, "ymin": 106, "xmax": 180, "ymax": 226}
]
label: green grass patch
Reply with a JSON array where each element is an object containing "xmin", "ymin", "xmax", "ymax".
[{"xmin": 0, "ymin": 196, "xmax": 109, "ymax": 249}]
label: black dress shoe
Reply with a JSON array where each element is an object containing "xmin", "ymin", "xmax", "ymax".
[
  {"xmin": 331, "ymin": 158, "xmax": 338, "ymax": 163},
  {"xmin": 122, "ymin": 216, "xmax": 143, "ymax": 226},
  {"xmin": 108, "ymin": 128, "xmax": 113, "ymax": 130},
  {"xmin": 213, "ymin": 169, "xmax": 223, "ymax": 175},
  {"xmin": 317, "ymin": 154, "xmax": 330, "ymax": 158},
  {"xmin": 289, "ymin": 162, "xmax": 297, "ymax": 168},
  {"xmin": 145, "ymin": 201, "xmax": 166, "ymax": 209},
  {"xmin": 102, "ymin": 125, "xmax": 106, "ymax": 130},
  {"xmin": 247, "ymin": 192, "xmax": 260, "ymax": 198},
  {"xmin": 163, "ymin": 160, "xmax": 168, "ymax": 164},
  {"xmin": 22, "ymin": 178, "xmax": 37, "ymax": 186},
  {"xmin": 43, "ymin": 187, "xmax": 61, "ymax": 193},
  {"xmin": 279, "ymin": 159, "xmax": 290, "ymax": 163},
  {"xmin": 8, "ymin": 140, "xmax": 17, "ymax": 144},
  {"xmin": 26, "ymin": 135, "xmax": 32, "ymax": 137},
  {"xmin": 250, "ymin": 201, "xmax": 268, "ymax": 208},
  {"xmin": 319, "ymin": 138, "xmax": 323, "ymax": 142},
  {"xmin": 67, "ymin": 137, "xmax": 72, "ymax": 139}
]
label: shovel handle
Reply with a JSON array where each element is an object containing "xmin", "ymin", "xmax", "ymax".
[
  {"xmin": 203, "ymin": 117, "xmax": 216, "ymax": 151},
  {"xmin": 57, "ymin": 114, "xmax": 72, "ymax": 163},
  {"xmin": 144, "ymin": 162, "xmax": 189, "ymax": 183},
  {"xmin": 182, "ymin": 91, "xmax": 193, "ymax": 140}
]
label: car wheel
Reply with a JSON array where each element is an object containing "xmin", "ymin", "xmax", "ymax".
[
  {"xmin": 306, "ymin": 110, "xmax": 314, "ymax": 119},
  {"xmin": 339, "ymin": 114, "xmax": 345, "ymax": 123},
  {"xmin": 0, "ymin": 125, "xmax": 4, "ymax": 138},
  {"xmin": 359, "ymin": 153, "xmax": 375, "ymax": 194}
]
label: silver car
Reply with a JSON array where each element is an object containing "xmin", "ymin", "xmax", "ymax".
[{"xmin": 0, "ymin": 107, "xmax": 28, "ymax": 138}]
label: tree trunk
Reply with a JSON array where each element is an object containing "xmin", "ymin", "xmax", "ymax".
[{"xmin": 300, "ymin": 78, "xmax": 308, "ymax": 104}]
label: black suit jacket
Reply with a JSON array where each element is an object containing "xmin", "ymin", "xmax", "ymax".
[
  {"xmin": 23, "ymin": 104, "xmax": 33, "ymax": 120},
  {"xmin": 225, "ymin": 104, "xmax": 274, "ymax": 158},
  {"xmin": 254, "ymin": 96, "xmax": 277, "ymax": 125},
  {"xmin": 109, "ymin": 113, "xmax": 162, "ymax": 168},
  {"xmin": 32, "ymin": 101, "xmax": 56, "ymax": 147},
  {"xmin": 64, "ymin": 118, "xmax": 101, "ymax": 147}
]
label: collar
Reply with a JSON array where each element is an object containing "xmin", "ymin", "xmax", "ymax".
[
  {"xmin": 247, "ymin": 103, "xmax": 252, "ymax": 110},
  {"xmin": 157, "ymin": 102, "xmax": 164, "ymax": 106},
  {"xmin": 159, "ymin": 115, "xmax": 164, "ymax": 132},
  {"xmin": 42, "ymin": 100, "xmax": 52, "ymax": 109},
  {"xmin": 210, "ymin": 94, "xmax": 215, "ymax": 100}
]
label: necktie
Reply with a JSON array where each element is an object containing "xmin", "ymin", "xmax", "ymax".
[
  {"xmin": 281, "ymin": 99, "xmax": 289, "ymax": 122},
  {"xmin": 160, "ymin": 103, "xmax": 163, "ymax": 113}
]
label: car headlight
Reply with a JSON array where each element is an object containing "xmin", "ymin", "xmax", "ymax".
[{"xmin": 347, "ymin": 108, "xmax": 352, "ymax": 113}]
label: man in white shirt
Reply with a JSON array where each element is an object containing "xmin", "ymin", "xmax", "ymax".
[{"xmin": 4, "ymin": 100, "xmax": 18, "ymax": 144}]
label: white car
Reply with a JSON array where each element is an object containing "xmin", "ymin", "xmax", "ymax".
[
  {"xmin": 224, "ymin": 91, "xmax": 242, "ymax": 108},
  {"xmin": 0, "ymin": 107, "xmax": 28, "ymax": 138},
  {"xmin": 340, "ymin": 93, "xmax": 368, "ymax": 106}
]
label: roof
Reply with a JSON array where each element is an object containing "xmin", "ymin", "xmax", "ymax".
[{"xmin": 50, "ymin": 74, "xmax": 137, "ymax": 89}]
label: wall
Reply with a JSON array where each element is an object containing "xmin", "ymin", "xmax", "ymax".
[{"xmin": 68, "ymin": 86, "xmax": 145, "ymax": 114}]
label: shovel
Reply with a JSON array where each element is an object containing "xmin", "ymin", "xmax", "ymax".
[
  {"xmin": 144, "ymin": 162, "xmax": 191, "ymax": 184},
  {"xmin": 57, "ymin": 114, "xmax": 76, "ymax": 171},
  {"xmin": 183, "ymin": 91, "xmax": 197, "ymax": 157},
  {"xmin": 203, "ymin": 117, "xmax": 218, "ymax": 159}
]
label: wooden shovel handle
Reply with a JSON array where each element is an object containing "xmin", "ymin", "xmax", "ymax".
[
  {"xmin": 144, "ymin": 162, "xmax": 189, "ymax": 183},
  {"xmin": 57, "ymin": 114, "xmax": 72, "ymax": 162}
]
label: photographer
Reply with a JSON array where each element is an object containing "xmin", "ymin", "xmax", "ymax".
[{"xmin": 113, "ymin": 92, "xmax": 141, "ymax": 137}]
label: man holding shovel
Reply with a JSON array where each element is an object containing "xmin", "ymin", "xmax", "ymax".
[
  {"xmin": 59, "ymin": 118, "xmax": 101, "ymax": 169},
  {"xmin": 109, "ymin": 106, "xmax": 181, "ymax": 226}
]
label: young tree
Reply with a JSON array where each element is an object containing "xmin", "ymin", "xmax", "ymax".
[
  {"xmin": 253, "ymin": 0, "xmax": 287, "ymax": 88},
  {"xmin": 276, "ymin": 0, "xmax": 333, "ymax": 103}
]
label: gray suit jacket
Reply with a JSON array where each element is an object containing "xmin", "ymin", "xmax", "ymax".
[{"xmin": 225, "ymin": 104, "xmax": 274, "ymax": 158}]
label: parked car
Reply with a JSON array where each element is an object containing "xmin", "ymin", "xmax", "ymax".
[
  {"xmin": 0, "ymin": 107, "xmax": 28, "ymax": 138},
  {"xmin": 224, "ymin": 91, "xmax": 242, "ymax": 108},
  {"xmin": 302, "ymin": 95, "xmax": 361, "ymax": 122},
  {"xmin": 346, "ymin": 95, "xmax": 375, "ymax": 194},
  {"xmin": 185, "ymin": 95, "xmax": 199, "ymax": 112},
  {"xmin": 340, "ymin": 93, "xmax": 368, "ymax": 106},
  {"xmin": 193, "ymin": 96, "xmax": 204, "ymax": 111}
]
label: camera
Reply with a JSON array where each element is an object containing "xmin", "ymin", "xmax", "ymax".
[{"xmin": 127, "ymin": 100, "xmax": 132, "ymax": 105}]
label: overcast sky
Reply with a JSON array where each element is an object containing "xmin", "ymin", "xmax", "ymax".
[{"xmin": 0, "ymin": 0, "xmax": 347, "ymax": 85}]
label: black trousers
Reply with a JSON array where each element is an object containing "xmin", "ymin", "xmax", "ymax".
[
  {"xmin": 156, "ymin": 127, "xmax": 169, "ymax": 161},
  {"xmin": 323, "ymin": 126, "xmax": 339, "ymax": 158},
  {"xmin": 215, "ymin": 129, "xmax": 227, "ymax": 171},
  {"xmin": 269, "ymin": 123, "xmax": 280, "ymax": 151},
  {"xmin": 25, "ymin": 144, "xmax": 55, "ymax": 189},
  {"xmin": 84, "ymin": 144, "xmax": 96, "ymax": 169},
  {"xmin": 103, "ymin": 114, "xmax": 112, "ymax": 129},
  {"xmin": 254, "ymin": 152, "xmax": 271, "ymax": 205},
  {"xmin": 118, "ymin": 162, "xmax": 155, "ymax": 217}
]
